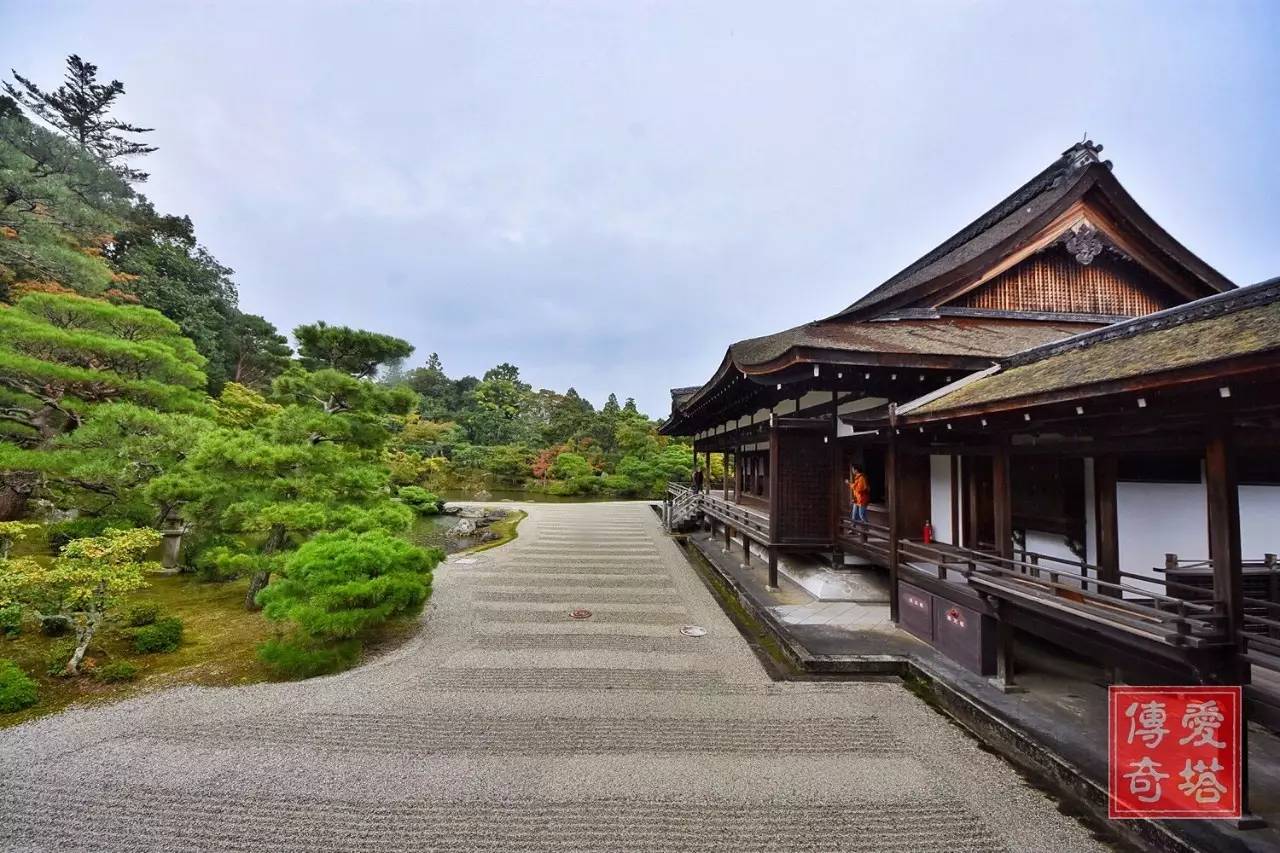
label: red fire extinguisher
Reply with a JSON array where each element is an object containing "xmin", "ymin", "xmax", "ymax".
[{"xmin": 923, "ymin": 519, "xmax": 934, "ymax": 544}]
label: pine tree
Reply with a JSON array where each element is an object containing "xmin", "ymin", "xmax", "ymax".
[
  {"xmin": 0, "ymin": 291, "xmax": 208, "ymax": 519},
  {"xmin": 5, "ymin": 55, "xmax": 157, "ymax": 182},
  {"xmin": 293, "ymin": 321, "xmax": 414, "ymax": 379},
  {"xmin": 0, "ymin": 292, "xmax": 207, "ymax": 445}
]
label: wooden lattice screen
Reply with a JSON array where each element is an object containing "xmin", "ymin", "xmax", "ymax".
[
  {"xmin": 772, "ymin": 423, "xmax": 833, "ymax": 544},
  {"xmin": 948, "ymin": 246, "xmax": 1170, "ymax": 317}
]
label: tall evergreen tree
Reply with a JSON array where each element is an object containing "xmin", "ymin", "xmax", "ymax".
[{"xmin": 5, "ymin": 55, "xmax": 156, "ymax": 182}]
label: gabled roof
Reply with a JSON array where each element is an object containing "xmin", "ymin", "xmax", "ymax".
[
  {"xmin": 829, "ymin": 141, "xmax": 1233, "ymax": 320},
  {"xmin": 725, "ymin": 316, "xmax": 1089, "ymax": 370},
  {"xmin": 664, "ymin": 140, "xmax": 1237, "ymax": 435},
  {"xmin": 898, "ymin": 277, "xmax": 1280, "ymax": 420}
]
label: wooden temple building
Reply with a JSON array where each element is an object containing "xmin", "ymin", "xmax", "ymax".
[{"xmin": 661, "ymin": 141, "xmax": 1280, "ymax": 725}]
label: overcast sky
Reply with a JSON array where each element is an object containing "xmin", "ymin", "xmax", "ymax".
[{"xmin": 3, "ymin": 1, "xmax": 1278, "ymax": 416}]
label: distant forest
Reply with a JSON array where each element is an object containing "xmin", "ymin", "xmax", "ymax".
[
  {"xmin": 0, "ymin": 55, "xmax": 695, "ymax": 507},
  {"xmin": 379, "ymin": 356, "xmax": 697, "ymax": 497}
]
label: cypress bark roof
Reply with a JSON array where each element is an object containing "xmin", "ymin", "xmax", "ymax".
[{"xmin": 725, "ymin": 315, "xmax": 1089, "ymax": 368}]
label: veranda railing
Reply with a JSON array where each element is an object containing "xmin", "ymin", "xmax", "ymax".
[{"xmin": 895, "ymin": 538, "xmax": 1227, "ymax": 647}]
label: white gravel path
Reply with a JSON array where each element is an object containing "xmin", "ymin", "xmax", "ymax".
[{"xmin": 0, "ymin": 502, "xmax": 1108, "ymax": 852}]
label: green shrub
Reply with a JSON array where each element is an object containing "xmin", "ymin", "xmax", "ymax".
[
  {"xmin": 397, "ymin": 486, "xmax": 442, "ymax": 515},
  {"xmin": 0, "ymin": 604, "xmax": 23, "ymax": 637},
  {"xmin": 40, "ymin": 615, "xmax": 72, "ymax": 637},
  {"xmin": 124, "ymin": 601, "xmax": 161, "ymax": 627},
  {"xmin": 549, "ymin": 452, "xmax": 593, "ymax": 480},
  {"xmin": 46, "ymin": 638, "xmax": 77, "ymax": 676},
  {"xmin": 184, "ymin": 532, "xmax": 244, "ymax": 581},
  {"xmin": 257, "ymin": 529, "xmax": 435, "ymax": 640},
  {"xmin": 133, "ymin": 616, "xmax": 184, "ymax": 653},
  {"xmin": 94, "ymin": 660, "xmax": 140, "ymax": 683},
  {"xmin": 0, "ymin": 659, "xmax": 38, "ymax": 712},
  {"xmin": 257, "ymin": 638, "xmax": 360, "ymax": 680},
  {"xmin": 46, "ymin": 516, "xmax": 113, "ymax": 553}
]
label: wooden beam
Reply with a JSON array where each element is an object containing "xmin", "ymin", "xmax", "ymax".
[{"xmin": 1094, "ymin": 455, "xmax": 1120, "ymax": 597}]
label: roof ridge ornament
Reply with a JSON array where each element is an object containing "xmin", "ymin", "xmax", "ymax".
[
  {"xmin": 1064, "ymin": 137, "xmax": 1104, "ymax": 172},
  {"xmin": 1065, "ymin": 221, "xmax": 1104, "ymax": 265}
]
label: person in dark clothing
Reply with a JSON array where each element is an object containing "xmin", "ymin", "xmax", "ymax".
[{"xmin": 692, "ymin": 467, "xmax": 704, "ymax": 493}]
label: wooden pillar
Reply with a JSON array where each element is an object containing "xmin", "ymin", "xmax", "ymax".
[
  {"xmin": 949, "ymin": 455, "xmax": 960, "ymax": 546},
  {"xmin": 723, "ymin": 449, "xmax": 730, "ymax": 497},
  {"xmin": 992, "ymin": 439, "xmax": 1013, "ymax": 560},
  {"xmin": 1204, "ymin": 422, "xmax": 1261, "ymax": 825},
  {"xmin": 990, "ymin": 600, "xmax": 1025, "ymax": 693},
  {"xmin": 964, "ymin": 456, "xmax": 978, "ymax": 548},
  {"xmin": 1205, "ymin": 424, "xmax": 1244, "ymax": 646},
  {"xmin": 767, "ymin": 422, "xmax": 780, "ymax": 590},
  {"xmin": 887, "ymin": 434, "xmax": 901, "ymax": 622},
  {"xmin": 1094, "ymin": 454, "xmax": 1120, "ymax": 596},
  {"xmin": 829, "ymin": 390, "xmax": 840, "ymax": 561},
  {"xmin": 735, "ymin": 429, "xmax": 744, "ymax": 504}
]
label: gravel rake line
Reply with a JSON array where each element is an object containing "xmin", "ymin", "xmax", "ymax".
[
  {"xmin": 0, "ymin": 787, "xmax": 1003, "ymax": 853},
  {"xmin": 457, "ymin": 574, "xmax": 672, "ymax": 587},
  {"xmin": 472, "ymin": 590, "xmax": 683, "ymax": 604},
  {"xmin": 471, "ymin": 564, "xmax": 670, "ymax": 575},
  {"xmin": 421, "ymin": 667, "xmax": 754, "ymax": 693},
  {"xmin": 477, "ymin": 609, "xmax": 689, "ymax": 625},
  {"xmin": 146, "ymin": 714, "xmax": 902, "ymax": 756},
  {"xmin": 470, "ymin": 634, "xmax": 707, "ymax": 653}
]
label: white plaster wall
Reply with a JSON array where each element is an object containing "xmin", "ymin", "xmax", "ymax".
[
  {"xmin": 795, "ymin": 390, "xmax": 833, "ymax": 413},
  {"xmin": 929, "ymin": 455, "xmax": 954, "ymax": 544},
  {"xmin": 1083, "ymin": 458, "xmax": 1097, "ymax": 565},
  {"xmin": 835, "ymin": 396, "xmax": 889, "ymax": 438},
  {"xmin": 1024, "ymin": 530, "xmax": 1082, "ymax": 567},
  {"xmin": 1241, "ymin": 485, "xmax": 1280, "ymax": 557},
  {"xmin": 1117, "ymin": 481, "xmax": 1208, "ymax": 597}
]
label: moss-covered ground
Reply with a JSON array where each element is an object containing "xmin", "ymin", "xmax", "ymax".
[
  {"xmin": 2, "ymin": 511, "xmax": 528, "ymax": 728},
  {"xmin": 1, "ymin": 573, "xmax": 275, "ymax": 728},
  {"xmin": 465, "ymin": 509, "xmax": 526, "ymax": 554}
]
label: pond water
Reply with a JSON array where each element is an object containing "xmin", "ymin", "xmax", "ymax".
[{"xmin": 405, "ymin": 514, "xmax": 477, "ymax": 554}]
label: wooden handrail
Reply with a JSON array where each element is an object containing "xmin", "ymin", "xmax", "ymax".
[{"xmin": 896, "ymin": 537, "xmax": 1225, "ymax": 642}]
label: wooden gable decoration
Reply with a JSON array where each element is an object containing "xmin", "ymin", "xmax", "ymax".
[
  {"xmin": 936, "ymin": 203, "xmax": 1189, "ymax": 318},
  {"xmin": 945, "ymin": 243, "xmax": 1173, "ymax": 317}
]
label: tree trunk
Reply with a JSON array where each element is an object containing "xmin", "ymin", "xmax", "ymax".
[
  {"xmin": 65, "ymin": 613, "xmax": 99, "ymax": 676},
  {"xmin": 244, "ymin": 523, "xmax": 288, "ymax": 611},
  {"xmin": 244, "ymin": 570, "xmax": 270, "ymax": 610},
  {"xmin": 0, "ymin": 472, "xmax": 37, "ymax": 521}
]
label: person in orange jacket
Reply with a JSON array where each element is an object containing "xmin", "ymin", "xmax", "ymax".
[{"xmin": 849, "ymin": 464, "xmax": 870, "ymax": 523}]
